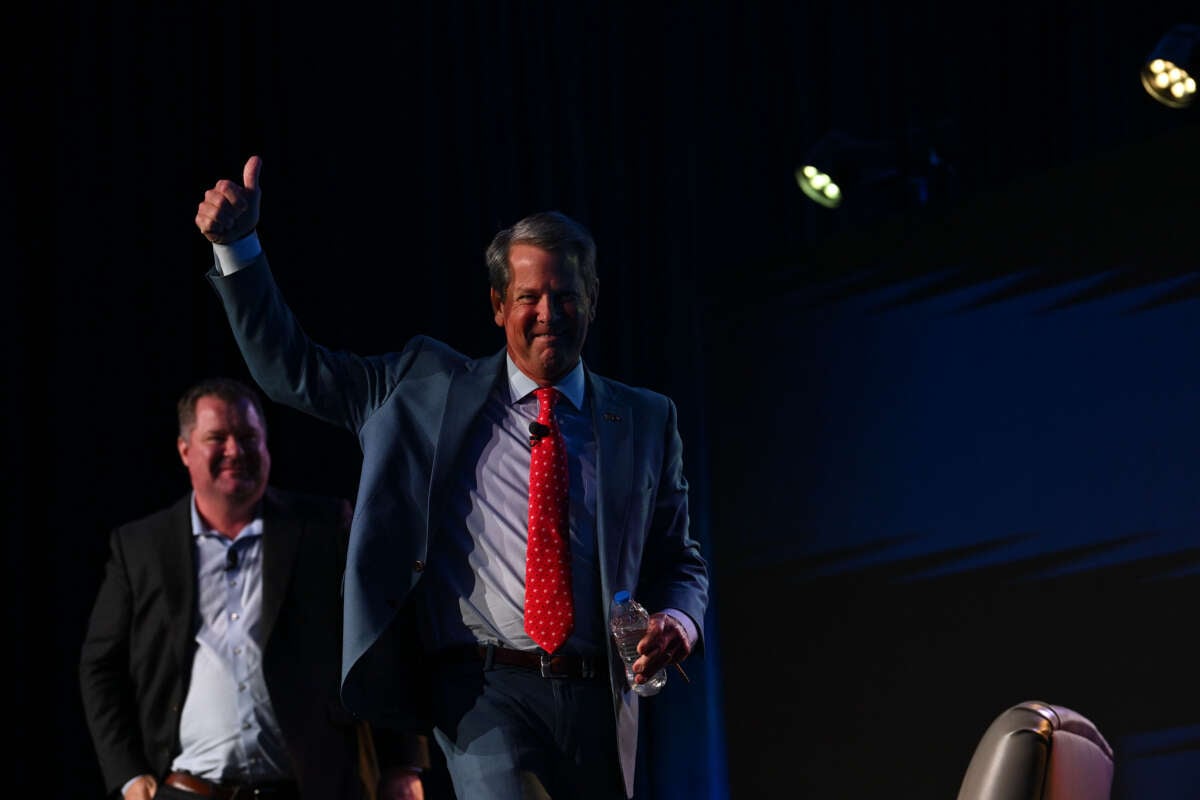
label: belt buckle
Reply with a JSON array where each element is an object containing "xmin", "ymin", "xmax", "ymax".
[{"xmin": 539, "ymin": 653, "xmax": 567, "ymax": 678}]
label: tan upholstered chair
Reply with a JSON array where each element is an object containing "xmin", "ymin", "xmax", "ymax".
[{"xmin": 957, "ymin": 700, "xmax": 1114, "ymax": 800}]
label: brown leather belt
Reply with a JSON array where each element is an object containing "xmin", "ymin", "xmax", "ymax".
[
  {"xmin": 438, "ymin": 643, "xmax": 602, "ymax": 679},
  {"xmin": 163, "ymin": 771, "xmax": 299, "ymax": 799}
]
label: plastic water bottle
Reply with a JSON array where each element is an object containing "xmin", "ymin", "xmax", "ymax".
[{"xmin": 609, "ymin": 590, "xmax": 667, "ymax": 696}]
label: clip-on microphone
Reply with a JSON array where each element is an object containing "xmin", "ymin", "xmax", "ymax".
[{"xmin": 528, "ymin": 420, "xmax": 551, "ymax": 447}]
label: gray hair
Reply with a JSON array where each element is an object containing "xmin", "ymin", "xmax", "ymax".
[{"xmin": 485, "ymin": 210, "xmax": 598, "ymax": 307}]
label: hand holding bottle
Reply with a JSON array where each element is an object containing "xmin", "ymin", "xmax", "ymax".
[
  {"xmin": 610, "ymin": 591, "xmax": 693, "ymax": 695},
  {"xmin": 632, "ymin": 611, "xmax": 692, "ymax": 686}
]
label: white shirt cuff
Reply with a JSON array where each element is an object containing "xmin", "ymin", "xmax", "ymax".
[
  {"xmin": 213, "ymin": 232, "xmax": 263, "ymax": 275},
  {"xmin": 662, "ymin": 607, "xmax": 699, "ymax": 649}
]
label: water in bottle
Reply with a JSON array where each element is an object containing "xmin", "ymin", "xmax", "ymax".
[{"xmin": 609, "ymin": 589, "xmax": 667, "ymax": 696}]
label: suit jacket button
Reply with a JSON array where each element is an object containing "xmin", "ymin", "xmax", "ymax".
[{"xmin": 413, "ymin": 560, "xmax": 425, "ymax": 572}]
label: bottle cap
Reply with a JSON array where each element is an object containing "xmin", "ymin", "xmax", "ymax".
[{"xmin": 613, "ymin": 589, "xmax": 631, "ymax": 604}]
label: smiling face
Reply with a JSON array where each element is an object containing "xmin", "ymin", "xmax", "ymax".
[
  {"xmin": 491, "ymin": 242, "xmax": 596, "ymax": 386},
  {"xmin": 177, "ymin": 394, "xmax": 270, "ymax": 511}
]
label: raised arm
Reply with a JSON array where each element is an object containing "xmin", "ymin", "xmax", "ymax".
[{"xmin": 190, "ymin": 156, "xmax": 457, "ymax": 435}]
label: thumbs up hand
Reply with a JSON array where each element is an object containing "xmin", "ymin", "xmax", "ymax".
[{"xmin": 195, "ymin": 155, "xmax": 263, "ymax": 244}]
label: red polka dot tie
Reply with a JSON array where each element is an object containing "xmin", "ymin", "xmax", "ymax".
[{"xmin": 524, "ymin": 387, "xmax": 574, "ymax": 653}]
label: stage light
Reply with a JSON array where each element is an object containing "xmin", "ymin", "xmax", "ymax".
[
  {"xmin": 795, "ymin": 130, "xmax": 899, "ymax": 212},
  {"xmin": 1141, "ymin": 24, "xmax": 1199, "ymax": 109},
  {"xmin": 795, "ymin": 125, "xmax": 960, "ymax": 221},
  {"xmin": 796, "ymin": 164, "xmax": 843, "ymax": 208}
]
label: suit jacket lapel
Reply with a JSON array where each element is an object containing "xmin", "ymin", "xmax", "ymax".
[
  {"xmin": 426, "ymin": 353, "xmax": 635, "ymax": 591},
  {"xmin": 428, "ymin": 348, "xmax": 508, "ymax": 532},
  {"xmin": 161, "ymin": 495, "xmax": 197, "ymax": 673},
  {"xmin": 589, "ymin": 374, "xmax": 634, "ymax": 597},
  {"xmin": 260, "ymin": 488, "xmax": 300, "ymax": 642}
]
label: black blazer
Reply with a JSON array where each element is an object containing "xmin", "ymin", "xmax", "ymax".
[{"xmin": 79, "ymin": 487, "xmax": 424, "ymax": 798}]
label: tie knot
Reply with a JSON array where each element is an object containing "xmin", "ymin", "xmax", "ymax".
[{"xmin": 535, "ymin": 387, "xmax": 560, "ymax": 414}]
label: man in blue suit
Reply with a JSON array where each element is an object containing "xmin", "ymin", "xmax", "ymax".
[{"xmin": 194, "ymin": 156, "xmax": 710, "ymax": 800}]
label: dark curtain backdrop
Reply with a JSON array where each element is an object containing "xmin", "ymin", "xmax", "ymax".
[
  {"xmin": 23, "ymin": 2, "xmax": 736, "ymax": 797},
  {"xmin": 9, "ymin": 0, "xmax": 1200, "ymax": 797}
]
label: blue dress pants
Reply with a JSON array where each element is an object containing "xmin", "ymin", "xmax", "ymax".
[{"xmin": 430, "ymin": 660, "xmax": 626, "ymax": 800}]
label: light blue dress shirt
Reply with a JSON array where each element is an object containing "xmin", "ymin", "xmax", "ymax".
[
  {"xmin": 419, "ymin": 356, "xmax": 604, "ymax": 654},
  {"xmin": 168, "ymin": 494, "xmax": 291, "ymax": 783}
]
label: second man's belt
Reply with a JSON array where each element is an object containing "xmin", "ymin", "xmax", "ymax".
[
  {"xmin": 438, "ymin": 643, "xmax": 602, "ymax": 679},
  {"xmin": 163, "ymin": 771, "xmax": 299, "ymax": 799}
]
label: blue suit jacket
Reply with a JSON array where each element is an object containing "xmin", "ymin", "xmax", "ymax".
[{"xmin": 209, "ymin": 256, "xmax": 709, "ymax": 795}]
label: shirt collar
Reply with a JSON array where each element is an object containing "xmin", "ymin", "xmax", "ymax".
[
  {"xmin": 505, "ymin": 355, "xmax": 586, "ymax": 411},
  {"xmin": 189, "ymin": 491, "xmax": 264, "ymax": 540}
]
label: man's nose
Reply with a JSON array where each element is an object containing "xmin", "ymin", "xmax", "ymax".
[
  {"xmin": 223, "ymin": 436, "xmax": 244, "ymax": 456},
  {"xmin": 537, "ymin": 296, "xmax": 562, "ymax": 323}
]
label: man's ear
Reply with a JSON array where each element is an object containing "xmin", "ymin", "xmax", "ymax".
[
  {"xmin": 177, "ymin": 437, "xmax": 190, "ymax": 467},
  {"xmin": 588, "ymin": 279, "xmax": 599, "ymax": 321},
  {"xmin": 491, "ymin": 288, "xmax": 505, "ymax": 327}
]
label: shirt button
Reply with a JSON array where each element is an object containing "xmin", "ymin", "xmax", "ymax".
[
  {"xmin": 242, "ymin": 721, "xmax": 252, "ymax": 730},
  {"xmin": 230, "ymin": 612, "xmax": 240, "ymax": 620},
  {"xmin": 238, "ymin": 683, "xmax": 246, "ymax": 692},
  {"xmin": 413, "ymin": 560, "xmax": 425, "ymax": 573},
  {"xmin": 234, "ymin": 647, "xmax": 243, "ymax": 655}
]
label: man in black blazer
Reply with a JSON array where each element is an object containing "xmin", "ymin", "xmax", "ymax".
[{"xmin": 79, "ymin": 377, "xmax": 429, "ymax": 799}]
